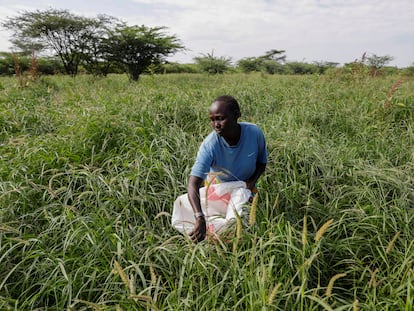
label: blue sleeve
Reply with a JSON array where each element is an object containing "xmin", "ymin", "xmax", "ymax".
[
  {"xmin": 190, "ymin": 140, "xmax": 213, "ymax": 179},
  {"xmin": 256, "ymin": 126, "xmax": 268, "ymax": 164}
]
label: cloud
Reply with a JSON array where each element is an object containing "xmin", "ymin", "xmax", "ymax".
[
  {"xmin": 127, "ymin": 0, "xmax": 414, "ymax": 65},
  {"xmin": 0, "ymin": 0, "xmax": 412, "ymax": 66}
]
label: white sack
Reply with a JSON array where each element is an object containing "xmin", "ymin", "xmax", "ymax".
[{"xmin": 172, "ymin": 181, "xmax": 251, "ymax": 234}]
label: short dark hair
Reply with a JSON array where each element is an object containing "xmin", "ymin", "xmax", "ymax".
[{"xmin": 214, "ymin": 95, "xmax": 241, "ymax": 118}]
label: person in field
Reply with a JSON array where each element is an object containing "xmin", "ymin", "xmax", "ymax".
[{"xmin": 187, "ymin": 95, "xmax": 268, "ymax": 242}]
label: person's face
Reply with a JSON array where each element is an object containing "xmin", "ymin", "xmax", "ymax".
[{"xmin": 209, "ymin": 101, "xmax": 238, "ymax": 137}]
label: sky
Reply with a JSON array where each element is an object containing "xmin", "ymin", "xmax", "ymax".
[{"xmin": 0, "ymin": 0, "xmax": 413, "ymax": 67}]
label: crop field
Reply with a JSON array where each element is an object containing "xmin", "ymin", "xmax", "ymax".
[{"xmin": 0, "ymin": 72, "xmax": 413, "ymax": 310}]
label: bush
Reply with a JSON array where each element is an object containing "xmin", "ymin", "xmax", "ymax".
[
  {"xmin": 236, "ymin": 58, "xmax": 286, "ymax": 74},
  {"xmin": 161, "ymin": 62, "xmax": 201, "ymax": 74},
  {"xmin": 0, "ymin": 53, "xmax": 14, "ymax": 75},
  {"xmin": 0, "ymin": 52, "xmax": 66, "ymax": 76},
  {"xmin": 237, "ymin": 57, "xmax": 263, "ymax": 73},
  {"xmin": 37, "ymin": 57, "xmax": 65, "ymax": 75},
  {"xmin": 262, "ymin": 60, "xmax": 286, "ymax": 74},
  {"xmin": 193, "ymin": 53, "xmax": 232, "ymax": 74},
  {"xmin": 0, "ymin": 52, "xmax": 30, "ymax": 76},
  {"xmin": 401, "ymin": 64, "xmax": 414, "ymax": 77},
  {"xmin": 285, "ymin": 62, "xmax": 318, "ymax": 75}
]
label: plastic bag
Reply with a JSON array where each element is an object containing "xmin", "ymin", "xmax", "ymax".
[{"xmin": 172, "ymin": 181, "xmax": 251, "ymax": 234}]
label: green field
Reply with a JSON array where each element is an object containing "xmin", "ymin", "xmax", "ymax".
[{"xmin": 0, "ymin": 73, "xmax": 413, "ymax": 310}]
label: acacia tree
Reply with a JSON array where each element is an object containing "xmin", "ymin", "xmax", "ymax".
[
  {"xmin": 237, "ymin": 50, "xmax": 286, "ymax": 73},
  {"xmin": 313, "ymin": 61, "xmax": 339, "ymax": 74},
  {"xmin": 105, "ymin": 25, "xmax": 183, "ymax": 81},
  {"xmin": 80, "ymin": 16, "xmax": 120, "ymax": 76},
  {"xmin": 261, "ymin": 49, "xmax": 286, "ymax": 62},
  {"xmin": 366, "ymin": 54, "xmax": 394, "ymax": 76},
  {"xmin": 193, "ymin": 51, "xmax": 232, "ymax": 74},
  {"xmin": 2, "ymin": 9, "xmax": 110, "ymax": 76}
]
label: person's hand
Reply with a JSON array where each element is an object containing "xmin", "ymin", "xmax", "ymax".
[
  {"xmin": 246, "ymin": 179, "xmax": 255, "ymax": 191},
  {"xmin": 189, "ymin": 217, "xmax": 206, "ymax": 243}
]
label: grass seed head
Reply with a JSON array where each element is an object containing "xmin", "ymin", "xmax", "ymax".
[
  {"xmin": 326, "ymin": 273, "xmax": 347, "ymax": 297},
  {"xmin": 302, "ymin": 213, "xmax": 307, "ymax": 246},
  {"xmin": 383, "ymin": 78, "xmax": 405, "ymax": 109},
  {"xmin": 249, "ymin": 192, "xmax": 259, "ymax": 226},
  {"xmin": 353, "ymin": 299, "xmax": 359, "ymax": 311},
  {"xmin": 114, "ymin": 260, "xmax": 131, "ymax": 292},
  {"xmin": 150, "ymin": 263, "xmax": 157, "ymax": 286},
  {"xmin": 369, "ymin": 268, "xmax": 379, "ymax": 288},
  {"xmin": 268, "ymin": 282, "xmax": 282, "ymax": 305},
  {"xmin": 315, "ymin": 219, "xmax": 334, "ymax": 242},
  {"xmin": 385, "ymin": 231, "xmax": 400, "ymax": 254},
  {"xmin": 232, "ymin": 212, "xmax": 243, "ymax": 253}
]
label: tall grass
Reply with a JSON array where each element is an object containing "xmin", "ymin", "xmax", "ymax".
[{"xmin": 0, "ymin": 73, "xmax": 413, "ymax": 310}]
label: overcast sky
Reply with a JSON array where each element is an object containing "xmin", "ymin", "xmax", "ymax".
[{"xmin": 0, "ymin": 0, "xmax": 413, "ymax": 67}]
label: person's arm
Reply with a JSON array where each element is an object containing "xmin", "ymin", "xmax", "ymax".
[
  {"xmin": 246, "ymin": 162, "xmax": 266, "ymax": 191},
  {"xmin": 187, "ymin": 175, "xmax": 206, "ymax": 242}
]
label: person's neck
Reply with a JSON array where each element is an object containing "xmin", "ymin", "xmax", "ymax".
[{"xmin": 224, "ymin": 124, "xmax": 241, "ymax": 146}]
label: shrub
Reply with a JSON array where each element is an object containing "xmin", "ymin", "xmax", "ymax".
[
  {"xmin": 193, "ymin": 52, "xmax": 232, "ymax": 74},
  {"xmin": 285, "ymin": 62, "xmax": 318, "ymax": 74},
  {"xmin": 401, "ymin": 64, "xmax": 414, "ymax": 77},
  {"xmin": 237, "ymin": 57, "xmax": 263, "ymax": 73},
  {"xmin": 161, "ymin": 62, "xmax": 201, "ymax": 74}
]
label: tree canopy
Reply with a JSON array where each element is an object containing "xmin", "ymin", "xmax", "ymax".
[
  {"xmin": 2, "ymin": 9, "xmax": 111, "ymax": 76},
  {"xmin": 2, "ymin": 9, "xmax": 183, "ymax": 78},
  {"xmin": 237, "ymin": 50, "xmax": 286, "ymax": 74},
  {"xmin": 105, "ymin": 25, "xmax": 183, "ymax": 81},
  {"xmin": 193, "ymin": 51, "xmax": 232, "ymax": 74}
]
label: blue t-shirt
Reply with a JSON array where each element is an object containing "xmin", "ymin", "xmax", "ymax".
[{"xmin": 190, "ymin": 122, "xmax": 268, "ymax": 182}]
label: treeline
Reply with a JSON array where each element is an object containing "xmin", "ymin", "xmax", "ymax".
[{"xmin": 2, "ymin": 51, "xmax": 412, "ymax": 78}]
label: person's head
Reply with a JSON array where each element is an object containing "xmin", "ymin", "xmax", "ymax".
[
  {"xmin": 209, "ymin": 95, "xmax": 241, "ymax": 138},
  {"xmin": 212, "ymin": 95, "xmax": 241, "ymax": 119}
]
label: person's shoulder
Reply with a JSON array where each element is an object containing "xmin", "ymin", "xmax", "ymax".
[
  {"xmin": 205, "ymin": 130, "xmax": 219, "ymax": 141},
  {"xmin": 240, "ymin": 122, "xmax": 263, "ymax": 134},
  {"xmin": 240, "ymin": 121, "xmax": 260, "ymax": 128},
  {"xmin": 201, "ymin": 131, "xmax": 219, "ymax": 147}
]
